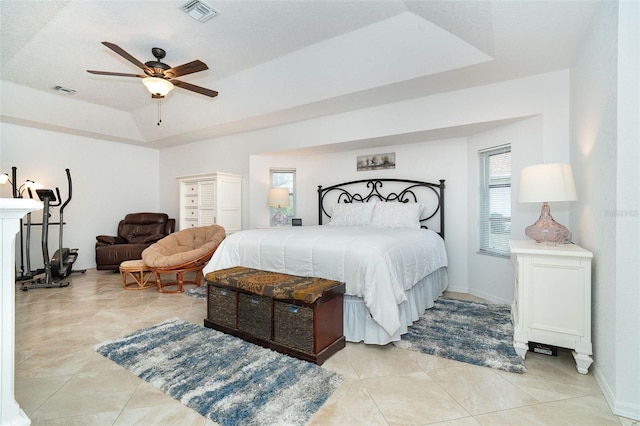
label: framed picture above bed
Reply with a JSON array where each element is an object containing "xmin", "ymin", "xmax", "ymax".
[{"xmin": 356, "ymin": 152, "xmax": 395, "ymax": 171}]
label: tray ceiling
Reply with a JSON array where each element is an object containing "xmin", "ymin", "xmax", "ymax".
[{"xmin": 0, "ymin": 1, "xmax": 598, "ymax": 148}]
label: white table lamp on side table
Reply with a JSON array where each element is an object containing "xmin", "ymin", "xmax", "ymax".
[
  {"xmin": 519, "ymin": 163, "xmax": 577, "ymax": 244},
  {"xmin": 1, "ymin": 198, "xmax": 42, "ymax": 426},
  {"xmin": 268, "ymin": 187, "xmax": 290, "ymax": 227}
]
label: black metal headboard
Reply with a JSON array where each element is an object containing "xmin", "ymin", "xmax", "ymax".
[{"xmin": 317, "ymin": 178, "xmax": 445, "ymax": 239}]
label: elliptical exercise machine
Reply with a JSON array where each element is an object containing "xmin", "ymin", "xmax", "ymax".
[{"xmin": 21, "ymin": 168, "xmax": 85, "ymax": 291}]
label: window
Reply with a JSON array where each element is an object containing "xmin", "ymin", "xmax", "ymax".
[
  {"xmin": 479, "ymin": 145, "xmax": 511, "ymax": 257},
  {"xmin": 270, "ymin": 169, "xmax": 296, "ymax": 226}
]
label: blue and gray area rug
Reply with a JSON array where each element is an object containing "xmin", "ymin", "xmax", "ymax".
[
  {"xmin": 185, "ymin": 287, "xmax": 524, "ymax": 373},
  {"xmin": 95, "ymin": 318, "xmax": 342, "ymax": 425},
  {"xmin": 185, "ymin": 285, "xmax": 206, "ymax": 299},
  {"xmin": 394, "ymin": 298, "xmax": 526, "ymax": 373}
]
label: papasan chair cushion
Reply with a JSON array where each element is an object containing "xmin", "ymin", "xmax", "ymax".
[
  {"xmin": 142, "ymin": 224, "xmax": 226, "ymax": 292},
  {"xmin": 143, "ymin": 224, "xmax": 225, "ymax": 268}
]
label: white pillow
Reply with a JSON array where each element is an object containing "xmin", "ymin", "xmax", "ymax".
[
  {"xmin": 370, "ymin": 202, "xmax": 422, "ymax": 229},
  {"xmin": 328, "ymin": 202, "xmax": 375, "ymax": 226}
]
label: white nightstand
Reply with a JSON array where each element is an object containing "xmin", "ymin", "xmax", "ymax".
[{"xmin": 510, "ymin": 240, "xmax": 593, "ymax": 374}]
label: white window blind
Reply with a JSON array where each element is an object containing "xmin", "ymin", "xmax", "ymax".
[
  {"xmin": 270, "ymin": 169, "xmax": 296, "ymax": 226},
  {"xmin": 479, "ymin": 145, "xmax": 511, "ymax": 257}
]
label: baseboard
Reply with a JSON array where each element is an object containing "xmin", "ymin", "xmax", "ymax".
[
  {"xmin": 69, "ymin": 262, "xmax": 95, "ymax": 272},
  {"xmin": 443, "ymin": 286, "xmax": 512, "ymax": 305},
  {"xmin": 594, "ymin": 363, "xmax": 640, "ymax": 421},
  {"xmin": 468, "ymin": 288, "xmax": 512, "ymax": 305},
  {"xmin": 444, "ymin": 284, "xmax": 468, "ymax": 294}
]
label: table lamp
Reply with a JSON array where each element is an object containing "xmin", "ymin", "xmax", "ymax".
[
  {"xmin": 268, "ymin": 187, "xmax": 290, "ymax": 226},
  {"xmin": 518, "ymin": 163, "xmax": 577, "ymax": 244}
]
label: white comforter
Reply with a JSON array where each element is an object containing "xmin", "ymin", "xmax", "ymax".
[{"xmin": 203, "ymin": 226, "xmax": 448, "ymax": 336}]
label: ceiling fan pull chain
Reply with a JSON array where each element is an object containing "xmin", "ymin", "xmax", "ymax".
[{"xmin": 157, "ymin": 98, "xmax": 162, "ymax": 126}]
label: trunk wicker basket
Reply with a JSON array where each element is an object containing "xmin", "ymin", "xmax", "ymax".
[
  {"xmin": 238, "ymin": 293, "xmax": 272, "ymax": 340},
  {"xmin": 273, "ymin": 301, "xmax": 315, "ymax": 353},
  {"xmin": 207, "ymin": 285, "xmax": 237, "ymax": 329},
  {"xmin": 204, "ymin": 266, "xmax": 345, "ymax": 364}
]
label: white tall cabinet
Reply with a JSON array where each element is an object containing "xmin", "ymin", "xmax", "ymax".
[
  {"xmin": 510, "ymin": 240, "xmax": 593, "ymax": 374},
  {"xmin": 177, "ymin": 173, "xmax": 242, "ymax": 234}
]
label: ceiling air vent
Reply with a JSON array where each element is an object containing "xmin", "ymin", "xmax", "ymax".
[
  {"xmin": 179, "ymin": 0, "xmax": 220, "ymax": 23},
  {"xmin": 52, "ymin": 85, "xmax": 77, "ymax": 95}
]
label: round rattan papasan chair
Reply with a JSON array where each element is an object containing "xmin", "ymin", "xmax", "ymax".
[{"xmin": 142, "ymin": 224, "xmax": 226, "ymax": 293}]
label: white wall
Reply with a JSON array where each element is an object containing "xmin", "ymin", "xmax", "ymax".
[
  {"xmin": 570, "ymin": 0, "xmax": 618, "ymax": 409},
  {"xmin": 1, "ymin": 12, "xmax": 635, "ymax": 416},
  {"xmin": 155, "ymin": 70, "xmax": 571, "ymax": 300},
  {"xmin": 467, "ymin": 116, "xmax": 552, "ymax": 302},
  {"xmin": 570, "ymin": 0, "xmax": 639, "ymax": 419},
  {"xmin": 250, "ymin": 138, "xmax": 469, "ymax": 290},
  {"xmin": 2, "ymin": 69, "xmax": 572, "ymax": 303},
  {"xmin": 158, "ymin": 71, "xmax": 570, "ymax": 297},
  {"xmin": 464, "ymin": 82, "xmax": 571, "ymax": 304},
  {"xmin": 157, "ymin": 135, "xmax": 251, "ymax": 228},
  {"xmin": 614, "ymin": 1, "xmax": 640, "ymax": 417},
  {"xmin": 212, "ymin": 71, "xmax": 570, "ymax": 159},
  {"xmin": 0, "ymin": 124, "xmax": 160, "ymax": 270}
]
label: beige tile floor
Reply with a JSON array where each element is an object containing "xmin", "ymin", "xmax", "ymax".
[{"xmin": 13, "ymin": 269, "xmax": 632, "ymax": 425}]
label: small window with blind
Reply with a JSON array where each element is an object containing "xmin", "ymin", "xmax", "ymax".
[{"xmin": 479, "ymin": 145, "xmax": 511, "ymax": 257}]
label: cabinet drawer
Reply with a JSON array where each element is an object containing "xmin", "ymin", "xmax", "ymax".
[
  {"xmin": 184, "ymin": 209, "xmax": 198, "ymax": 219},
  {"xmin": 184, "ymin": 184, "xmax": 198, "ymax": 194},
  {"xmin": 184, "ymin": 196, "xmax": 198, "ymax": 207}
]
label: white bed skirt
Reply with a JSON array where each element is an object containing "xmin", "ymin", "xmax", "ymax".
[{"xmin": 343, "ymin": 267, "xmax": 448, "ymax": 345}]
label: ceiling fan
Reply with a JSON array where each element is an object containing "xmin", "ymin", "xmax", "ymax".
[{"xmin": 87, "ymin": 41, "xmax": 218, "ymax": 99}]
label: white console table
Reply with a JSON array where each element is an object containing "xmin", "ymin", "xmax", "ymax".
[
  {"xmin": 1, "ymin": 198, "xmax": 42, "ymax": 426},
  {"xmin": 510, "ymin": 240, "xmax": 593, "ymax": 374}
]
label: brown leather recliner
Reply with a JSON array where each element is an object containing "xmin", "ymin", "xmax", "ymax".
[{"xmin": 95, "ymin": 213, "xmax": 175, "ymax": 270}]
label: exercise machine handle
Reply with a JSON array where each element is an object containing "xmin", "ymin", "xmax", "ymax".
[{"xmin": 60, "ymin": 168, "xmax": 72, "ymax": 213}]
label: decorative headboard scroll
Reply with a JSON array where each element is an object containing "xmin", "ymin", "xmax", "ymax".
[{"xmin": 317, "ymin": 178, "xmax": 445, "ymax": 239}]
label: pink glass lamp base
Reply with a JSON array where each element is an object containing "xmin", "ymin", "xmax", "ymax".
[
  {"xmin": 272, "ymin": 207, "xmax": 287, "ymax": 227},
  {"xmin": 525, "ymin": 202, "xmax": 570, "ymax": 244}
]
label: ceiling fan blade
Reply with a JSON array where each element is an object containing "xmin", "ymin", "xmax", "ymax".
[
  {"xmin": 101, "ymin": 41, "xmax": 152, "ymax": 74},
  {"xmin": 165, "ymin": 60, "xmax": 208, "ymax": 78},
  {"xmin": 87, "ymin": 70, "xmax": 146, "ymax": 78},
  {"xmin": 171, "ymin": 79, "xmax": 218, "ymax": 98}
]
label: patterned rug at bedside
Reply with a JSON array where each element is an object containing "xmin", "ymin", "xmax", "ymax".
[
  {"xmin": 185, "ymin": 285, "xmax": 206, "ymax": 299},
  {"xmin": 95, "ymin": 318, "xmax": 342, "ymax": 426},
  {"xmin": 394, "ymin": 298, "xmax": 526, "ymax": 373}
]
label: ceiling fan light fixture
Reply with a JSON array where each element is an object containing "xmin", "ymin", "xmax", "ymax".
[{"xmin": 142, "ymin": 77, "xmax": 174, "ymax": 97}]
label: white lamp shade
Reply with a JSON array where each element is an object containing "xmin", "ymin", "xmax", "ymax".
[
  {"xmin": 25, "ymin": 180, "xmax": 42, "ymax": 190},
  {"xmin": 519, "ymin": 163, "xmax": 577, "ymax": 203},
  {"xmin": 142, "ymin": 77, "xmax": 174, "ymax": 97},
  {"xmin": 267, "ymin": 187, "xmax": 290, "ymax": 207}
]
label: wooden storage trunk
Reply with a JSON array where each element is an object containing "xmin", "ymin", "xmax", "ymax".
[{"xmin": 204, "ymin": 266, "xmax": 345, "ymax": 364}]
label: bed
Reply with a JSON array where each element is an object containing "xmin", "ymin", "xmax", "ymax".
[{"xmin": 203, "ymin": 178, "xmax": 448, "ymax": 345}]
